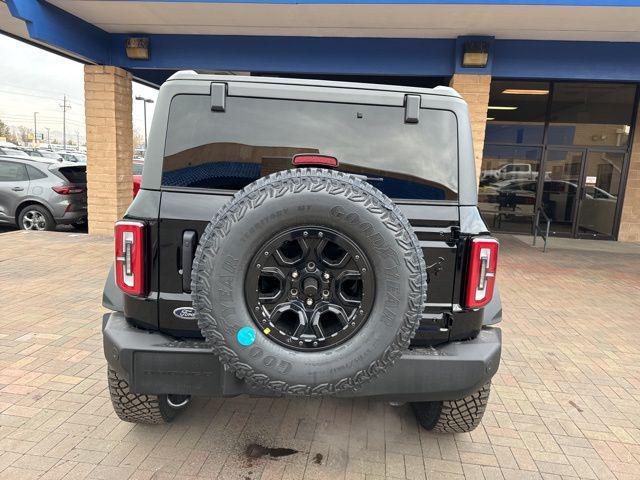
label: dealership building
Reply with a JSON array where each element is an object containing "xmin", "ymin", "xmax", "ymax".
[{"xmin": 2, "ymin": 0, "xmax": 640, "ymax": 240}]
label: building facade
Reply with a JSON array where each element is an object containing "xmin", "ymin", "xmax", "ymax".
[{"xmin": 2, "ymin": 0, "xmax": 640, "ymax": 240}]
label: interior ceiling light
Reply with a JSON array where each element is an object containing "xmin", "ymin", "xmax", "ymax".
[
  {"xmin": 488, "ymin": 106, "xmax": 518, "ymax": 111},
  {"xmin": 502, "ymin": 89, "xmax": 549, "ymax": 95}
]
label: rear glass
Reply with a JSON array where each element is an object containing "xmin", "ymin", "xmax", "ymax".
[
  {"xmin": 57, "ymin": 166, "xmax": 86, "ymax": 184},
  {"xmin": 162, "ymin": 94, "xmax": 458, "ymax": 200}
]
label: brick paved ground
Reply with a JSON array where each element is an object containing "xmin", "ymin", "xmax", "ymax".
[{"xmin": 0, "ymin": 230, "xmax": 639, "ymax": 480}]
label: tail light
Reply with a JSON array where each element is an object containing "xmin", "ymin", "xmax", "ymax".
[
  {"xmin": 464, "ymin": 237, "xmax": 499, "ymax": 309},
  {"xmin": 115, "ymin": 220, "xmax": 146, "ymax": 296},
  {"xmin": 52, "ymin": 185, "xmax": 85, "ymax": 195},
  {"xmin": 292, "ymin": 154, "xmax": 338, "ymax": 168}
]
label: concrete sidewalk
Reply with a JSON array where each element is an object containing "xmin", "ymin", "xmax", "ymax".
[{"xmin": 0, "ymin": 231, "xmax": 638, "ymax": 479}]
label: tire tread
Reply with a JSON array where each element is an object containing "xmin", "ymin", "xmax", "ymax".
[{"xmin": 191, "ymin": 168, "xmax": 428, "ymax": 396}]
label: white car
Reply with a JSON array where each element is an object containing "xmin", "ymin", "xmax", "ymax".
[{"xmin": 482, "ymin": 163, "xmax": 537, "ymax": 182}]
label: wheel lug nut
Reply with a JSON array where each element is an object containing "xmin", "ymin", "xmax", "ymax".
[
  {"xmin": 355, "ymin": 255, "xmax": 360, "ymax": 260},
  {"xmin": 292, "ymin": 271, "xmax": 299, "ymax": 279},
  {"xmin": 313, "ymin": 341, "xmax": 318, "ymax": 347},
  {"xmin": 322, "ymin": 273, "xmax": 330, "ymax": 281},
  {"xmin": 322, "ymin": 290, "xmax": 329, "ymax": 297},
  {"xmin": 291, "ymin": 288, "xmax": 298, "ymax": 296},
  {"xmin": 303, "ymin": 231, "xmax": 309, "ymax": 237},
  {"xmin": 307, "ymin": 262, "xmax": 315, "ymax": 270},
  {"xmin": 306, "ymin": 298, "xmax": 313, "ymax": 306},
  {"xmin": 264, "ymin": 251, "xmax": 269, "ymax": 256},
  {"xmin": 361, "ymin": 268, "xmax": 366, "ymax": 273},
  {"xmin": 318, "ymin": 232, "xmax": 324, "ymax": 237}
]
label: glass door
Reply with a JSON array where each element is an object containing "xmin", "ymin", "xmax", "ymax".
[
  {"xmin": 539, "ymin": 148, "xmax": 585, "ymax": 236},
  {"xmin": 576, "ymin": 150, "xmax": 625, "ymax": 239}
]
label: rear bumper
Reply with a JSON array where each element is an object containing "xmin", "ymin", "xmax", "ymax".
[
  {"xmin": 103, "ymin": 311, "xmax": 501, "ymax": 402},
  {"xmin": 55, "ymin": 209, "xmax": 87, "ymax": 224}
]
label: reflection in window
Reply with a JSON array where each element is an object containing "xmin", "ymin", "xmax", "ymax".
[
  {"xmin": 478, "ymin": 145, "xmax": 542, "ymax": 233},
  {"xmin": 162, "ymin": 95, "xmax": 459, "ymax": 200},
  {"xmin": 577, "ymin": 151, "xmax": 624, "ymax": 237},
  {"xmin": 548, "ymin": 83, "xmax": 635, "ymax": 147},
  {"xmin": 484, "ymin": 81, "xmax": 549, "ymax": 145}
]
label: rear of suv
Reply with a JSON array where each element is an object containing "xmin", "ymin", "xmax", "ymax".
[{"xmin": 102, "ymin": 73, "xmax": 502, "ymax": 432}]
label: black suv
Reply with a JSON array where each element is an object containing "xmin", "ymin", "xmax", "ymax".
[{"xmin": 102, "ymin": 72, "xmax": 502, "ymax": 432}]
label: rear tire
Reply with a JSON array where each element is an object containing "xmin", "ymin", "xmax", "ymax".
[
  {"xmin": 412, "ymin": 382, "xmax": 491, "ymax": 433},
  {"xmin": 18, "ymin": 205, "xmax": 55, "ymax": 231},
  {"xmin": 107, "ymin": 368, "xmax": 188, "ymax": 424}
]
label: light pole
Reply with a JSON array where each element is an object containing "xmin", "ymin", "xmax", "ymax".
[
  {"xmin": 45, "ymin": 128, "xmax": 50, "ymax": 147},
  {"xmin": 59, "ymin": 95, "xmax": 71, "ymax": 150},
  {"xmin": 33, "ymin": 112, "xmax": 38, "ymax": 147},
  {"xmin": 135, "ymin": 96, "xmax": 154, "ymax": 149}
]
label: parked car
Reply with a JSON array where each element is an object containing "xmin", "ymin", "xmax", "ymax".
[
  {"xmin": 0, "ymin": 146, "xmax": 32, "ymax": 159},
  {"xmin": 35, "ymin": 149, "xmax": 65, "ymax": 162},
  {"xmin": 57, "ymin": 151, "xmax": 87, "ymax": 163},
  {"xmin": 481, "ymin": 163, "xmax": 537, "ymax": 183},
  {"xmin": 0, "ymin": 156, "xmax": 87, "ymax": 230},
  {"xmin": 102, "ymin": 73, "xmax": 502, "ymax": 432},
  {"xmin": 132, "ymin": 159, "xmax": 144, "ymax": 197}
]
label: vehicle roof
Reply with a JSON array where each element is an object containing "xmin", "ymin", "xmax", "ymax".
[
  {"xmin": 0, "ymin": 155, "xmax": 82, "ymax": 169},
  {"xmin": 0, "ymin": 154, "xmax": 56, "ymax": 166},
  {"xmin": 166, "ymin": 71, "xmax": 461, "ymax": 99}
]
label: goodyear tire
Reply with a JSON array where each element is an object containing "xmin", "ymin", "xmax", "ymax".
[
  {"xmin": 412, "ymin": 382, "xmax": 491, "ymax": 433},
  {"xmin": 107, "ymin": 368, "xmax": 186, "ymax": 424},
  {"xmin": 191, "ymin": 168, "xmax": 427, "ymax": 396}
]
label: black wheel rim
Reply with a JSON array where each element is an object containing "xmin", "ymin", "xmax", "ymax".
[{"xmin": 245, "ymin": 226, "xmax": 375, "ymax": 351}]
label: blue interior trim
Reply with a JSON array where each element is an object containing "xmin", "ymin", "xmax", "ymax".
[
  {"xmin": 493, "ymin": 40, "xmax": 640, "ymax": 81},
  {"xmin": 6, "ymin": 1, "xmax": 640, "ymax": 83},
  {"xmin": 6, "ymin": 0, "xmax": 109, "ymax": 63},
  {"xmin": 110, "ymin": 34, "xmax": 456, "ymax": 76}
]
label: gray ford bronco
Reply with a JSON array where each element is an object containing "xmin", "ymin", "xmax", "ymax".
[{"xmin": 102, "ymin": 72, "xmax": 502, "ymax": 432}]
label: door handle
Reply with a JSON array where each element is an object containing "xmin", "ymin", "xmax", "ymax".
[
  {"xmin": 181, "ymin": 230, "xmax": 197, "ymax": 293},
  {"xmin": 11, "ymin": 187, "xmax": 24, "ymax": 192}
]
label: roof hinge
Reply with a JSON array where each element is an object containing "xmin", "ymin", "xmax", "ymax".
[
  {"xmin": 210, "ymin": 82, "xmax": 227, "ymax": 112},
  {"xmin": 404, "ymin": 94, "xmax": 421, "ymax": 124}
]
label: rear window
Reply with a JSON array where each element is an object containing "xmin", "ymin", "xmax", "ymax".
[
  {"xmin": 162, "ymin": 94, "xmax": 458, "ymax": 200},
  {"xmin": 57, "ymin": 166, "xmax": 86, "ymax": 184}
]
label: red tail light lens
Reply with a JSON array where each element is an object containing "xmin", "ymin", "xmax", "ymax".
[
  {"xmin": 52, "ymin": 185, "xmax": 85, "ymax": 195},
  {"xmin": 464, "ymin": 237, "xmax": 499, "ymax": 309},
  {"xmin": 292, "ymin": 154, "xmax": 338, "ymax": 168},
  {"xmin": 115, "ymin": 220, "xmax": 146, "ymax": 296}
]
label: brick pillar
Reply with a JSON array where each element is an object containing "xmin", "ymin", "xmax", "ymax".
[
  {"xmin": 449, "ymin": 74, "xmax": 491, "ymax": 182},
  {"xmin": 84, "ymin": 65, "xmax": 133, "ymax": 236},
  {"xmin": 618, "ymin": 108, "xmax": 640, "ymax": 242}
]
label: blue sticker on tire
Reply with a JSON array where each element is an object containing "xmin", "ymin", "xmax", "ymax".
[{"xmin": 237, "ymin": 327, "xmax": 256, "ymax": 347}]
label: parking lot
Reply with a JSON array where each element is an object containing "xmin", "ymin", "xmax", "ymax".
[{"xmin": 0, "ymin": 230, "xmax": 639, "ymax": 480}]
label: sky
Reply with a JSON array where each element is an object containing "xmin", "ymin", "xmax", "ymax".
[{"xmin": 0, "ymin": 33, "xmax": 158, "ymax": 146}]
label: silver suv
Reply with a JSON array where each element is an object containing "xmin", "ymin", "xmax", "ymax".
[{"xmin": 0, "ymin": 156, "xmax": 87, "ymax": 231}]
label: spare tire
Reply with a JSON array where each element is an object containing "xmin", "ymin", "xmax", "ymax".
[{"xmin": 191, "ymin": 168, "xmax": 427, "ymax": 395}]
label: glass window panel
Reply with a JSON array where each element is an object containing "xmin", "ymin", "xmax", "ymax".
[
  {"xmin": 577, "ymin": 151, "xmax": 624, "ymax": 237},
  {"xmin": 548, "ymin": 83, "xmax": 636, "ymax": 147},
  {"xmin": 540, "ymin": 149, "xmax": 584, "ymax": 235},
  {"xmin": 478, "ymin": 145, "xmax": 542, "ymax": 233},
  {"xmin": 484, "ymin": 80, "xmax": 549, "ymax": 145},
  {"xmin": 162, "ymin": 95, "xmax": 459, "ymax": 200}
]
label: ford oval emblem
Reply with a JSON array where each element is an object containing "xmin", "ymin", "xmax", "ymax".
[{"xmin": 173, "ymin": 307, "xmax": 196, "ymax": 320}]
